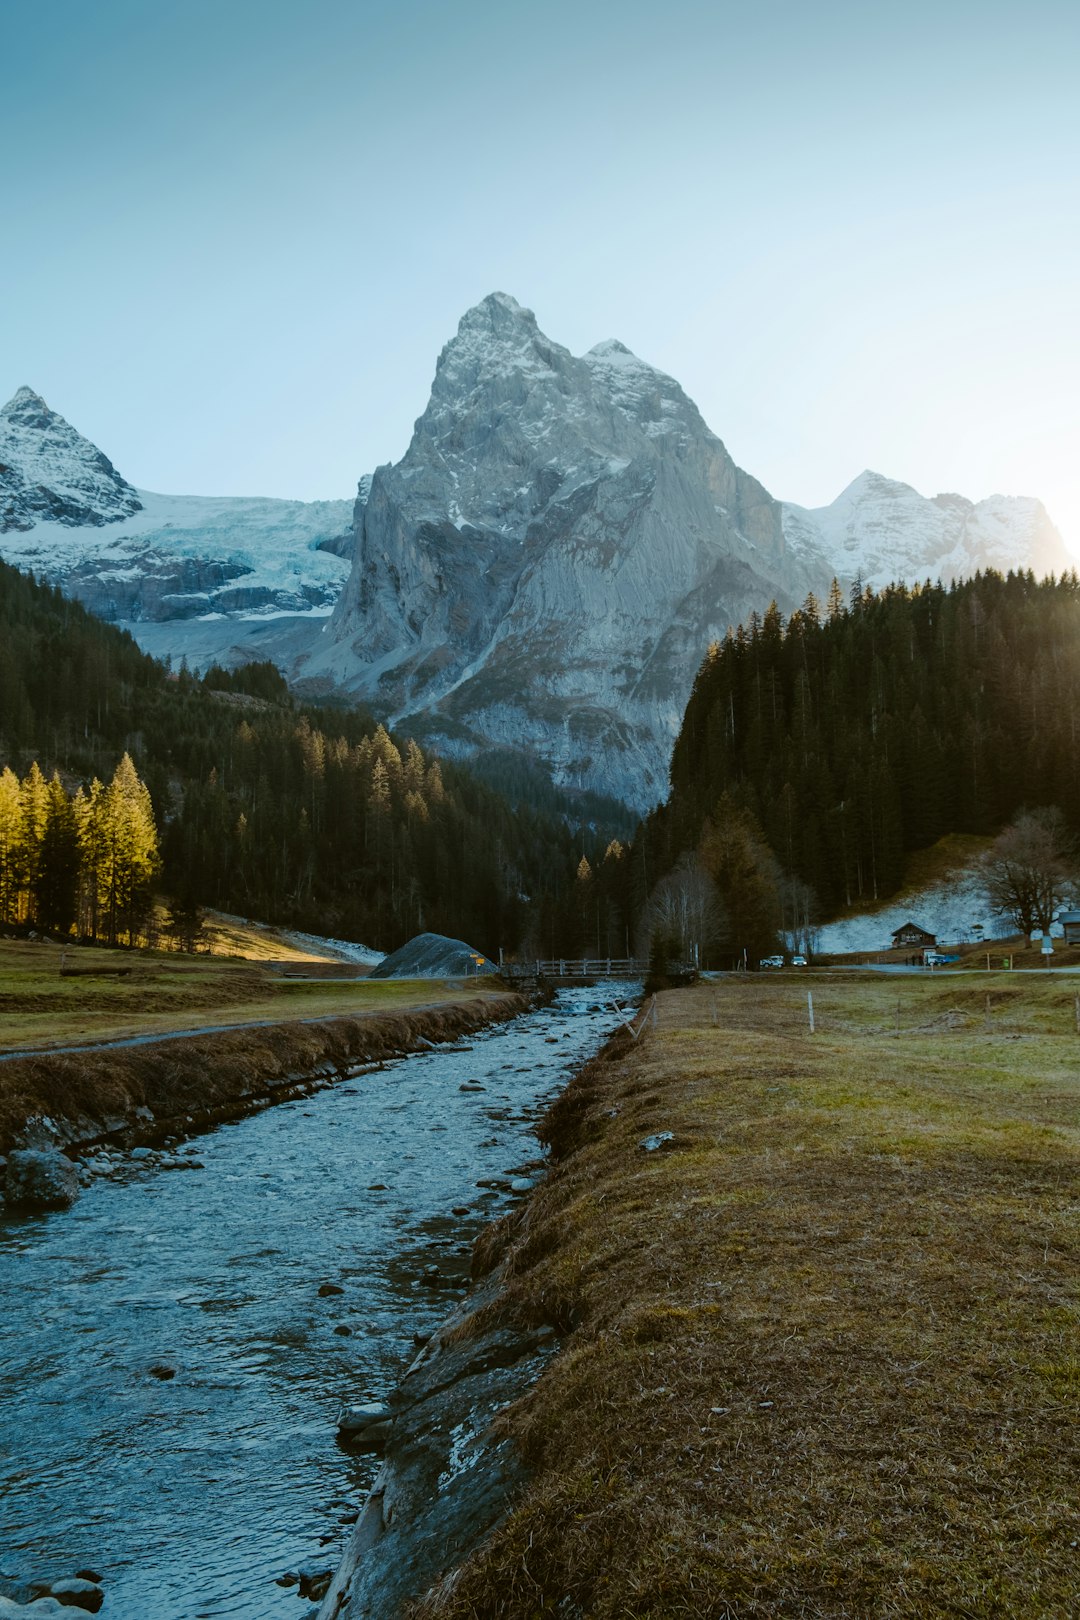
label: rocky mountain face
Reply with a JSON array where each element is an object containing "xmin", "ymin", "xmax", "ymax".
[
  {"xmin": 302, "ymin": 294, "xmax": 823, "ymax": 803},
  {"xmin": 0, "ymin": 308, "xmax": 1070, "ymax": 808}
]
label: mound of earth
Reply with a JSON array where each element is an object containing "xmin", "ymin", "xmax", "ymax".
[{"xmin": 368, "ymin": 932, "xmax": 495, "ymax": 979}]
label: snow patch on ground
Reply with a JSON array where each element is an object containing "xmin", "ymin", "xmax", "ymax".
[
  {"xmin": 817, "ymin": 867, "xmax": 1013, "ymax": 955},
  {"xmin": 277, "ymin": 929, "xmax": 384, "ymax": 966}
]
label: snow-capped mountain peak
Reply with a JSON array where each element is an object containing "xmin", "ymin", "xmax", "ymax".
[
  {"xmin": 781, "ymin": 468, "xmax": 1067, "ymax": 590},
  {"xmin": 1, "ymin": 385, "xmax": 143, "ymax": 531}
]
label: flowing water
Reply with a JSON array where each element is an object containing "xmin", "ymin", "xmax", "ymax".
[{"xmin": 0, "ymin": 986, "xmax": 632, "ymax": 1619}]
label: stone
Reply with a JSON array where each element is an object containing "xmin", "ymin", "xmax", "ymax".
[
  {"xmin": 334, "ymin": 1325, "xmax": 352, "ymax": 1337},
  {"xmin": 337, "ymin": 1400, "xmax": 391, "ymax": 1438},
  {"xmin": 148, "ymin": 1362, "xmax": 176, "ymax": 1380},
  {"xmin": 296, "ymin": 1566, "xmax": 333, "ymax": 1601},
  {"xmin": 4, "ymin": 1149, "xmax": 80, "ymax": 1210},
  {"xmin": 510, "ymin": 1178, "xmax": 534, "ymax": 1194},
  {"xmin": 639, "ymin": 1131, "xmax": 675, "ymax": 1153},
  {"xmin": 318, "ymin": 1282, "xmax": 345, "ymax": 1297},
  {"xmin": 129, "ymin": 1147, "xmax": 153, "ymax": 1161},
  {"xmin": 48, "ymin": 1580, "xmax": 104, "ymax": 1613}
]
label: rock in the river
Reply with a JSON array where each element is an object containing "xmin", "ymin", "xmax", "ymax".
[
  {"xmin": 338, "ymin": 1399, "xmax": 390, "ymax": 1431},
  {"xmin": 48, "ymin": 1579, "xmax": 104, "ymax": 1613},
  {"xmin": 4, "ymin": 1149, "xmax": 79, "ymax": 1210},
  {"xmin": 296, "ymin": 1565, "xmax": 333, "ymax": 1601},
  {"xmin": 0, "ymin": 1599, "xmax": 68, "ymax": 1616},
  {"xmin": 317, "ymin": 1282, "xmax": 345, "ymax": 1297}
]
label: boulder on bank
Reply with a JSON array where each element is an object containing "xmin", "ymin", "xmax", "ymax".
[
  {"xmin": 368, "ymin": 932, "xmax": 495, "ymax": 979},
  {"xmin": 4, "ymin": 1149, "xmax": 80, "ymax": 1210}
]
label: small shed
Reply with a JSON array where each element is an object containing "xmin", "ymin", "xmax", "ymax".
[
  {"xmin": 891, "ymin": 921, "xmax": 936, "ymax": 950},
  {"xmin": 1059, "ymin": 910, "xmax": 1080, "ymax": 945}
]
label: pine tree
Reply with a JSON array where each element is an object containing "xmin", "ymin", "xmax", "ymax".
[
  {"xmin": 0, "ymin": 767, "xmax": 22, "ymax": 925},
  {"xmin": 19, "ymin": 761, "xmax": 49, "ymax": 923},
  {"xmin": 36, "ymin": 774, "xmax": 80, "ymax": 934}
]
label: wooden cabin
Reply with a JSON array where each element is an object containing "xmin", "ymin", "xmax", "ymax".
[
  {"xmin": 890, "ymin": 921, "xmax": 936, "ymax": 950},
  {"xmin": 1059, "ymin": 910, "xmax": 1080, "ymax": 945}
]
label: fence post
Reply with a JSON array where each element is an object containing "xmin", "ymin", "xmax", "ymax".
[
  {"xmin": 1075, "ymin": 994, "xmax": 1079, "ymax": 1036},
  {"xmin": 807, "ymin": 991, "xmax": 815, "ymax": 1035}
]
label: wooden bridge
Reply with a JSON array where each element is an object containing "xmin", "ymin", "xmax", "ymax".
[{"xmin": 500, "ymin": 957, "xmax": 645, "ymax": 983}]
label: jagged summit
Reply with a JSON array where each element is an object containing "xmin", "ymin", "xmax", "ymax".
[
  {"xmin": 0, "ymin": 385, "xmax": 143, "ymax": 532},
  {"xmin": 314, "ymin": 296, "xmax": 794, "ymax": 805},
  {"xmin": 3, "ymin": 385, "xmax": 51, "ymax": 415}
]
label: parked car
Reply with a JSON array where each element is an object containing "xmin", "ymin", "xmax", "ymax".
[
  {"xmin": 759, "ymin": 955, "xmax": 784, "ymax": 969},
  {"xmin": 791, "ymin": 954, "xmax": 807, "ymax": 967}
]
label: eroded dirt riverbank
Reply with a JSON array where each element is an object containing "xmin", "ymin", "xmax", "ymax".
[{"xmin": 0, "ymin": 990, "xmax": 528, "ymax": 1158}]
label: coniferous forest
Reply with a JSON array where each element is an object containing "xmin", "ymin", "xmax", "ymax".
[
  {"xmin": 5, "ymin": 559, "xmax": 1080, "ymax": 961},
  {"xmin": 633, "ymin": 570, "xmax": 1080, "ymax": 923},
  {"xmin": 0, "ymin": 559, "xmax": 614, "ymax": 953}
]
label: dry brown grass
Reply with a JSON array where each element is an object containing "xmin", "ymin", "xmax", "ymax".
[{"xmin": 419, "ymin": 973, "xmax": 1080, "ymax": 1619}]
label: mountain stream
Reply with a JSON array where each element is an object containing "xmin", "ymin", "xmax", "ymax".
[{"xmin": 0, "ymin": 986, "xmax": 631, "ymax": 1618}]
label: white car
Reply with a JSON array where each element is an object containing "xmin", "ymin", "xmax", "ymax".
[{"xmin": 759, "ymin": 955, "xmax": 784, "ymax": 969}]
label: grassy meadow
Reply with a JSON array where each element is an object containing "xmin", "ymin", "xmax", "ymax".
[
  {"xmin": 0, "ymin": 936, "xmax": 494, "ymax": 1052},
  {"xmin": 433, "ymin": 971, "xmax": 1080, "ymax": 1618}
]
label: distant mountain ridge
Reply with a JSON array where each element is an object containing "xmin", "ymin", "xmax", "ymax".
[
  {"xmin": 782, "ymin": 469, "xmax": 1064, "ymax": 594},
  {"xmin": 0, "ymin": 300, "xmax": 1070, "ymax": 806}
]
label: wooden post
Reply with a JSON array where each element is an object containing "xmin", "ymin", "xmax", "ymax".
[
  {"xmin": 712, "ymin": 995, "xmax": 718, "ymax": 1027},
  {"xmin": 807, "ymin": 991, "xmax": 815, "ymax": 1034},
  {"xmin": 985, "ymin": 992, "xmax": 991, "ymax": 1033},
  {"xmin": 1075, "ymin": 994, "xmax": 1079, "ymax": 1036}
]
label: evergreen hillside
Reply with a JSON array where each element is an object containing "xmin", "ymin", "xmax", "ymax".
[
  {"xmin": 645, "ymin": 570, "xmax": 1080, "ymax": 918},
  {"xmin": 0, "ymin": 559, "xmax": 599, "ymax": 952}
]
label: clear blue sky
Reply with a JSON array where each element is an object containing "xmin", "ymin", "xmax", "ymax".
[{"xmin": 3, "ymin": 0, "xmax": 1077, "ymax": 553}]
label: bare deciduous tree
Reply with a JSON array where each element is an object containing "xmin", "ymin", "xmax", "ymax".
[
  {"xmin": 982, "ymin": 807, "xmax": 1077, "ymax": 944},
  {"xmin": 642, "ymin": 855, "xmax": 724, "ymax": 967},
  {"xmin": 778, "ymin": 873, "xmax": 820, "ymax": 957}
]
